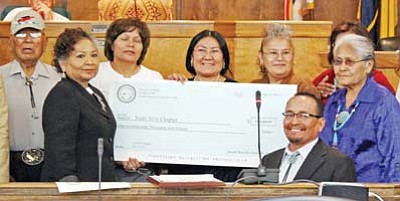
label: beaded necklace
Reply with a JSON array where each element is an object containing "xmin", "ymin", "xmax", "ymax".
[{"xmin": 332, "ymin": 101, "xmax": 360, "ymax": 148}]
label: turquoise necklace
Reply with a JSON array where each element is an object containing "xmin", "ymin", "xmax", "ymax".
[{"xmin": 332, "ymin": 101, "xmax": 360, "ymax": 148}]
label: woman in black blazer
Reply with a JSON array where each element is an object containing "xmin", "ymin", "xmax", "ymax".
[{"xmin": 41, "ymin": 28, "xmax": 141, "ymax": 182}]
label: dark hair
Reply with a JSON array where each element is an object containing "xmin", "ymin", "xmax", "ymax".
[
  {"xmin": 53, "ymin": 27, "xmax": 93, "ymax": 72},
  {"xmin": 328, "ymin": 21, "xmax": 371, "ymax": 65},
  {"xmin": 185, "ymin": 29, "xmax": 230, "ymax": 76},
  {"xmin": 104, "ymin": 18, "xmax": 150, "ymax": 65},
  {"xmin": 293, "ymin": 92, "xmax": 324, "ymax": 117}
]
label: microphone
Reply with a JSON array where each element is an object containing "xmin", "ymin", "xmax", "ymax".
[
  {"xmin": 255, "ymin": 91, "xmax": 267, "ymax": 176},
  {"xmin": 236, "ymin": 90, "xmax": 279, "ymax": 184},
  {"xmin": 256, "ymin": 90, "xmax": 261, "ymax": 112},
  {"xmin": 255, "ymin": 90, "xmax": 262, "ymax": 164},
  {"xmin": 97, "ymin": 138, "xmax": 104, "ymax": 201}
]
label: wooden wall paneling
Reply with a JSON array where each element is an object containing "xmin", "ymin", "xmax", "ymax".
[
  {"xmin": 0, "ymin": 22, "xmax": 92, "ymax": 66},
  {"xmin": 0, "ymin": 39, "xmax": 13, "ymax": 67},
  {"xmin": 142, "ymin": 21, "xmax": 215, "ymax": 78},
  {"xmin": 42, "ymin": 22, "xmax": 93, "ymax": 64},
  {"xmin": 0, "ymin": 22, "xmax": 12, "ymax": 65},
  {"xmin": 0, "ymin": 0, "xmax": 80, "ymax": 20},
  {"xmin": 233, "ymin": 37, "xmax": 328, "ymax": 83},
  {"xmin": 0, "ymin": 0, "xmax": 367, "ymax": 23},
  {"xmin": 213, "ymin": 21, "xmax": 237, "ymax": 79},
  {"xmin": 0, "ymin": 21, "xmax": 331, "ymax": 83},
  {"xmin": 145, "ymin": 37, "xmax": 190, "ymax": 78},
  {"xmin": 177, "ymin": 0, "xmax": 284, "ymax": 20},
  {"xmin": 175, "ymin": 0, "xmax": 357, "ymax": 23},
  {"xmin": 231, "ymin": 21, "xmax": 331, "ymax": 82},
  {"xmin": 67, "ymin": 0, "xmax": 98, "ymax": 20},
  {"xmin": 0, "ymin": 0, "xmax": 31, "ymax": 17},
  {"xmin": 2, "ymin": 21, "xmax": 398, "ymax": 89},
  {"xmin": 234, "ymin": 37, "xmax": 262, "ymax": 82},
  {"xmin": 381, "ymin": 68, "xmax": 400, "ymax": 90},
  {"xmin": 313, "ymin": 0, "xmax": 358, "ymax": 27},
  {"xmin": 173, "ymin": 0, "xmax": 180, "ymax": 19}
]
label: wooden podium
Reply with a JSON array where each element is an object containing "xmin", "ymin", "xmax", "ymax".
[{"xmin": 0, "ymin": 182, "xmax": 398, "ymax": 201}]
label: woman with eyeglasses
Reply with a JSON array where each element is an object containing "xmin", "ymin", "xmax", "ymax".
[
  {"xmin": 312, "ymin": 21, "xmax": 395, "ymax": 105},
  {"xmin": 251, "ymin": 23, "xmax": 319, "ymax": 98},
  {"xmin": 319, "ymin": 34, "xmax": 400, "ymax": 182}
]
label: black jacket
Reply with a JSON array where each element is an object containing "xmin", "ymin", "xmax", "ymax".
[
  {"xmin": 262, "ymin": 139, "xmax": 356, "ymax": 182},
  {"xmin": 41, "ymin": 77, "xmax": 117, "ymax": 182}
]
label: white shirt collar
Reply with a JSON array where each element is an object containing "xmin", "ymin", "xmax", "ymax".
[
  {"xmin": 86, "ymin": 87, "xmax": 94, "ymax": 94},
  {"xmin": 284, "ymin": 137, "xmax": 319, "ymax": 159}
]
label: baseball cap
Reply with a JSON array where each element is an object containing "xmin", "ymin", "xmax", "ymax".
[{"xmin": 10, "ymin": 10, "xmax": 45, "ymax": 35}]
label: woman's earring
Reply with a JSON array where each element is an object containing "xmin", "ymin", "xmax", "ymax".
[{"xmin": 190, "ymin": 58, "xmax": 194, "ymax": 68}]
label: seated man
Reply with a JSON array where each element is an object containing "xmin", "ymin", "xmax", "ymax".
[
  {"xmin": 262, "ymin": 92, "xmax": 356, "ymax": 183},
  {"xmin": 3, "ymin": 0, "xmax": 69, "ymax": 21}
]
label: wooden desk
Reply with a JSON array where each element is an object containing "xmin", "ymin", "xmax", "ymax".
[
  {"xmin": 0, "ymin": 20, "xmax": 331, "ymax": 83},
  {"xmin": 0, "ymin": 182, "xmax": 398, "ymax": 201}
]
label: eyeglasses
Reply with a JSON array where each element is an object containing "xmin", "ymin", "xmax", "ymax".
[
  {"xmin": 15, "ymin": 31, "xmax": 42, "ymax": 39},
  {"xmin": 193, "ymin": 48, "xmax": 222, "ymax": 58},
  {"xmin": 332, "ymin": 57, "xmax": 371, "ymax": 66},
  {"xmin": 261, "ymin": 50, "xmax": 293, "ymax": 60},
  {"xmin": 282, "ymin": 112, "xmax": 321, "ymax": 121}
]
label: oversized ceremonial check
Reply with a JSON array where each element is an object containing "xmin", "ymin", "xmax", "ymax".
[{"xmin": 109, "ymin": 80, "xmax": 296, "ymax": 168}]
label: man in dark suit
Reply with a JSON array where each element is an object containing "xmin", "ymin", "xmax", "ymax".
[{"xmin": 262, "ymin": 92, "xmax": 356, "ymax": 183}]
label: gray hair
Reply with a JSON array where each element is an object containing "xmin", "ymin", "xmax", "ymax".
[
  {"xmin": 260, "ymin": 23, "xmax": 293, "ymax": 51},
  {"xmin": 333, "ymin": 34, "xmax": 375, "ymax": 61},
  {"xmin": 265, "ymin": 23, "xmax": 292, "ymax": 38}
]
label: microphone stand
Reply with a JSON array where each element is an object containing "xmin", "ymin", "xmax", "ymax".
[
  {"xmin": 256, "ymin": 95, "xmax": 267, "ymax": 177},
  {"xmin": 257, "ymin": 104, "xmax": 261, "ymax": 161},
  {"xmin": 98, "ymin": 138, "xmax": 104, "ymax": 201},
  {"xmin": 236, "ymin": 91, "xmax": 279, "ymax": 184}
]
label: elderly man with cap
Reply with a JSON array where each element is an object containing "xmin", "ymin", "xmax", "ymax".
[{"xmin": 0, "ymin": 9, "xmax": 61, "ymax": 181}]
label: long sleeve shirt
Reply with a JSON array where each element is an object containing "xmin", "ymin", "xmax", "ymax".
[
  {"xmin": 0, "ymin": 60, "xmax": 61, "ymax": 151},
  {"xmin": 320, "ymin": 77, "xmax": 400, "ymax": 182}
]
